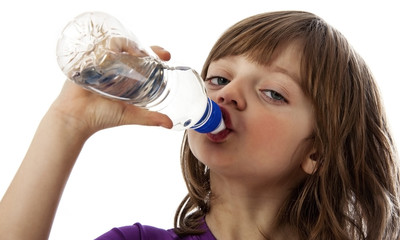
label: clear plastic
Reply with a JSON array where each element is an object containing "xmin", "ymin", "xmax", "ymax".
[{"xmin": 56, "ymin": 12, "xmax": 225, "ymax": 133}]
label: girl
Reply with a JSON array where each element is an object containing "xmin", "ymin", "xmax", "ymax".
[{"xmin": 0, "ymin": 11, "xmax": 399, "ymax": 240}]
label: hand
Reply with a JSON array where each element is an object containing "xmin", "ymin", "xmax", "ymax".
[
  {"xmin": 49, "ymin": 46, "xmax": 173, "ymax": 138},
  {"xmin": 104, "ymin": 37, "xmax": 171, "ymax": 60},
  {"xmin": 0, "ymin": 43, "xmax": 174, "ymax": 240}
]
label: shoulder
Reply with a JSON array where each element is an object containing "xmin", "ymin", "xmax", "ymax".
[
  {"xmin": 95, "ymin": 222, "xmax": 216, "ymax": 240},
  {"xmin": 95, "ymin": 222, "xmax": 178, "ymax": 240}
]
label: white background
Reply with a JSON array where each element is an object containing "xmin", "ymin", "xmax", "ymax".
[{"xmin": 0, "ymin": 0, "xmax": 399, "ymax": 239}]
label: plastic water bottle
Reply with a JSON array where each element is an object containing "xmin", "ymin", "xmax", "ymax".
[{"xmin": 56, "ymin": 12, "xmax": 225, "ymax": 133}]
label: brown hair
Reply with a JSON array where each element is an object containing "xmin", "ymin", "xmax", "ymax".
[{"xmin": 174, "ymin": 11, "xmax": 400, "ymax": 239}]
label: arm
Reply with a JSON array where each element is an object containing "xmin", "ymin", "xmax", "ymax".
[
  {"xmin": 0, "ymin": 47, "xmax": 172, "ymax": 240},
  {"xmin": 0, "ymin": 102, "xmax": 88, "ymax": 240}
]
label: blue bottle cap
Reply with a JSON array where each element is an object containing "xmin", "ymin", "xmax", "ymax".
[{"xmin": 192, "ymin": 99, "xmax": 224, "ymax": 133}]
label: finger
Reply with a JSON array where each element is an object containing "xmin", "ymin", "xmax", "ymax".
[
  {"xmin": 150, "ymin": 46, "xmax": 171, "ymax": 61},
  {"xmin": 142, "ymin": 111, "xmax": 173, "ymax": 129},
  {"xmin": 120, "ymin": 104, "xmax": 173, "ymax": 129}
]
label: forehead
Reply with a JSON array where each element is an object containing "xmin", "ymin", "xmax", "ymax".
[
  {"xmin": 207, "ymin": 43, "xmax": 303, "ymax": 89},
  {"xmin": 268, "ymin": 41, "xmax": 303, "ymax": 84},
  {"xmin": 209, "ymin": 41, "xmax": 303, "ymax": 84}
]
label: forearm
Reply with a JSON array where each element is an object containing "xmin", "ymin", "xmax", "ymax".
[
  {"xmin": 0, "ymin": 110, "xmax": 89, "ymax": 240},
  {"xmin": 0, "ymin": 61, "xmax": 171, "ymax": 239}
]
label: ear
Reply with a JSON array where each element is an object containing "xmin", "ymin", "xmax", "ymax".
[{"xmin": 301, "ymin": 151, "xmax": 318, "ymax": 175}]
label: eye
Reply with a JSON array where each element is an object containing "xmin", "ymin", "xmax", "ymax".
[
  {"xmin": 207, "ymin": 76, "xmax": 230, "ymax": 86},
  {"xmin": 261, "ymin": 89, "xmax": 288, "ymax": 104}
]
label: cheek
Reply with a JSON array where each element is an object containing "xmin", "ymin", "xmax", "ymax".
[
  {"xmin": 246, "ymin": 118, "xmax": 288, "ymax": 157},
  {"xmin": 187, "ymin": 130, "xmax": 203, "ymax": 161},
  {"xmin": 245, "ymin": 114, "xmax": 311, "ymax": 164}
]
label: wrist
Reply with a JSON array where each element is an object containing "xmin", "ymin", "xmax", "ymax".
[{"xmin": 43, "ymin": 104, "xmax": 93, "ymax": 145}]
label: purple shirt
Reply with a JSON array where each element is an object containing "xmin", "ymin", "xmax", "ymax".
[{"xmin": 95, "ymin": 222, "xmax": 217, "ymax": 240}]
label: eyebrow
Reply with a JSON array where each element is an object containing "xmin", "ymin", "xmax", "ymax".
[{"xmin": 272, "ymin": 65, "xmax": 301, "ymax": 86}]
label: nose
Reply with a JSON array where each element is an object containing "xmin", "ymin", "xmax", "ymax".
[{"xmin": 215, "ymin": 81, "xmax": 246, "ymax": 110}]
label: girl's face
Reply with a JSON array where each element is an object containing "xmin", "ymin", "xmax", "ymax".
[{"xmin": 188, "ymin": 42, "xmax": 315, "ymax": 190}]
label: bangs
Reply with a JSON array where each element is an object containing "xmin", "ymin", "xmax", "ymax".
[
  {"xmin": 201, "ymin": 11, "xmax": 329, "ymax": 96},
  {"xmin": 202, "ymin": 11, "xmax": 321, "ymax": 68}
]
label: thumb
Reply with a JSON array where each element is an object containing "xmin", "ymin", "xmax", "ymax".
[
  {"xmin": 120, "ymin": 104, "xmax": 173, "ymax": 129},
  {"xmin": 150, "ymin": 46, "xmax": 171, "ymax": 61}
]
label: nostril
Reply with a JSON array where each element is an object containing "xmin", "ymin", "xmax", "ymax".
[
  {"xmin": 217, "ymin": 97, "xmax": 243, "ymax": 109},
  {"xmin": 216, "ymin": 88, "xmax": 246, "ymax": 110}
]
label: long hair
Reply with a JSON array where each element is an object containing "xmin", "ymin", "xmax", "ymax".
[{"xmin": 174, "ymin": 11, "xmax": 400, "ymax": 239}]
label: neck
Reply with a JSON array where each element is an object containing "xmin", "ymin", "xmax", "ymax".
[{"xmin": 205, "ymin": 173, "xmax": 299, "ymax": 240}]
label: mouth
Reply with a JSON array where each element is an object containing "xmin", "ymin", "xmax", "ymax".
[{"xmin": 206, "ymin": 106, "xmax": 233, "ymax": 142}]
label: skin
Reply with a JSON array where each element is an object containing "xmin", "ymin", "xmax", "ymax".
[
  {"xmin": 0, "ymin": 46, "xmax": 173, "ymax": 240},
  {"xmin": 0, "ymin": 41, "xmax": 315, "ymax": 239},
  {"xmin": 188, "ymin": 42, "xmax": 315, "ymax": 239}
]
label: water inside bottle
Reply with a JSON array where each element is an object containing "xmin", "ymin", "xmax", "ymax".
[{"xmin": 70, "ymin": 53, "xmax": 167, "ymax": 106}]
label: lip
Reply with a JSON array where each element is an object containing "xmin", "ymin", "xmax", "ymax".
[{"xmin": 206, "ymin": 106, "xmax": 233, "ymax": 142}]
